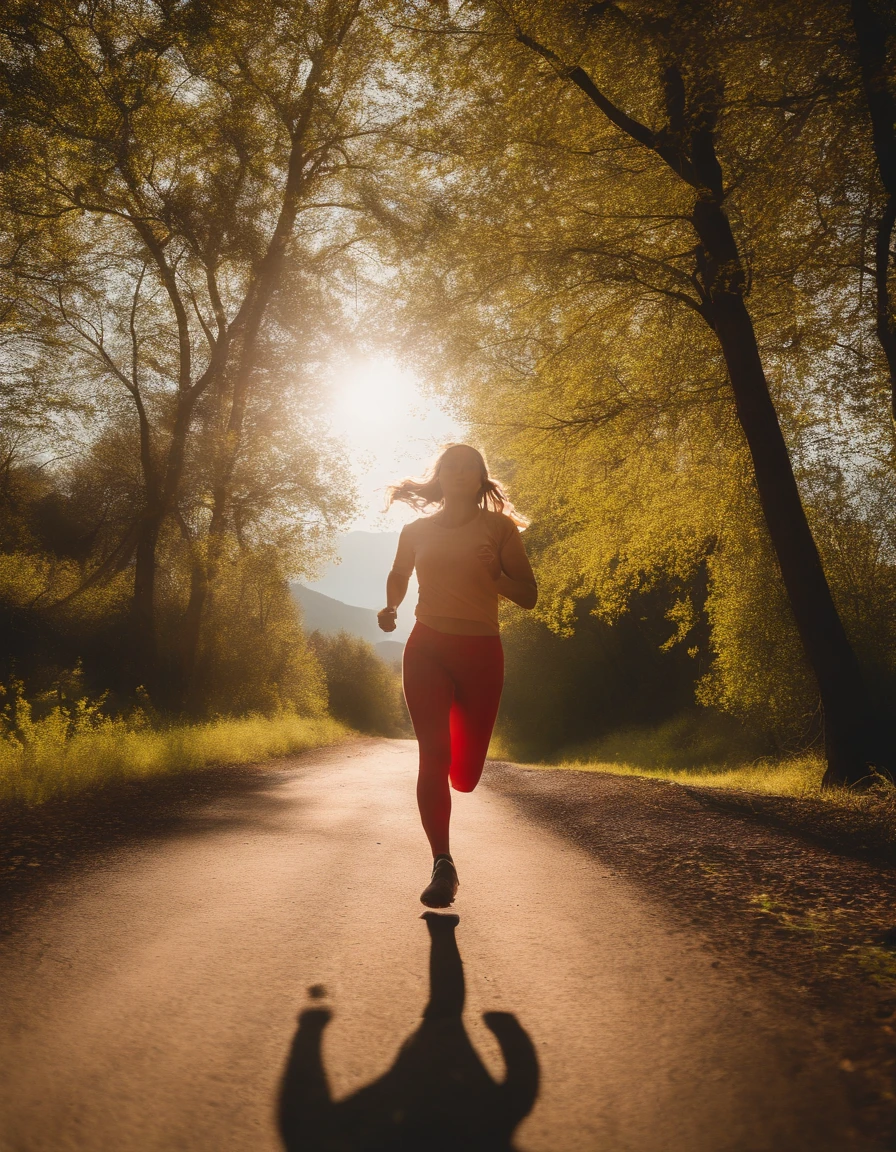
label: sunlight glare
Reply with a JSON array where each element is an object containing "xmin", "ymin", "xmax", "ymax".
[
  {"xmin": 328, "ymin": 356, "xmax": 465, "ymax": 531},
  {"xmin": 333, "ymin": 358, "xmax": 420, "ymax": 428}
]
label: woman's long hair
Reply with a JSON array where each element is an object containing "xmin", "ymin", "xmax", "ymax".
[{"xmin": 385, "ymin": 444, "xmax": 528, "ymax": 527}]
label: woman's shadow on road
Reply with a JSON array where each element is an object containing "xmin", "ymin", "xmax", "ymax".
[{"xmin": 278, "ymin": 910, "xmax": 539, "ymax": 1151}]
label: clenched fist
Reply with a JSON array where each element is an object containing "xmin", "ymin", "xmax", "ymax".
[
  {"xmin": 477, "ymin": 543, "xmax": 502, "ymax": 581},
  {"xmin": 377, "ymin": 606, "xmax": 398, "ymax": 632}
]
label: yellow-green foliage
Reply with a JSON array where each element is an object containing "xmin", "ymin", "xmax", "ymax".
[
  {"xmin": 177, "ymin": 547, "xmax": 329, "ymax": 718},
  {"xmin": 695, "ymin": 520, "xmax": 817, "ymax": 739},
  {"xmin": 0, "ymin": 549, "xmax": 131, "ymax": 624},
  {"xmin": 392, "ymin": 5, "xmax": 896, "ymax": 750},
  {"xmin": 0, "ymin": 689, "xmax": 350, "ymax": 807},
  {"xmin": 309, "ymin": 631, "xmax": 410, "ymax": 737},
  {"xmin": 0, "ymin": 550, "xmax": 61, "ymax": 605}
]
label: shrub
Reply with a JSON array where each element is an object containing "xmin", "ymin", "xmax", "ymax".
[
  {"xmin": 493, "ymin": 592, "xmax": 710, "ymax": 762},
  {"xmin": 309, "ymin": 631, "xmax": 410, "ymax": 737},
  {"xmin": 182, "ymin": 548, "xmax": 328, "ymax": 718}
]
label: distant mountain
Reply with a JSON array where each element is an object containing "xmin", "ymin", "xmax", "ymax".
[
  {"xmin": 374, "ymin": 639, "xmax": 405, "ymax": 669},
  {"xmin": 304, "ymin": 530, "xmax": 419, "ymax": 611},
  {"xmin": 291, "ymin": 584, "xmax": 412, "ymax": 647}
]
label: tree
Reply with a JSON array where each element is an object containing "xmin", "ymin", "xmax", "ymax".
[
  {"xmin": 850, "ymin": 0, "xmax": 896, "ymax": 430},
  {"xmin": 384, "ymin": 0, "xmax": 892, "ymax": 786},
  {"xmin": 0, "ymin": 0, "xmax": 391, "ymax": 703}
]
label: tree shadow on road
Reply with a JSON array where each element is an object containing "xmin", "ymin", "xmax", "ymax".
[{"xmin": 278, "ymin": 910, "xmax": 539, "ymax": 1151}]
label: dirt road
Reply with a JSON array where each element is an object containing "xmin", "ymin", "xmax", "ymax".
[{"xmin": 0, "ymin": 739, "xmax": 870, "ymax": 1150}]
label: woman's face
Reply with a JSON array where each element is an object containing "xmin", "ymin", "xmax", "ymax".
[{"xmin": 438, "ymin": 448, "xmax": 484, "ymax": 500}]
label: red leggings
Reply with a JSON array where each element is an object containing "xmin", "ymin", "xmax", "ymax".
[{"xmin": 402, "ymin": 622, "xmax": 504, "ymax": 856}]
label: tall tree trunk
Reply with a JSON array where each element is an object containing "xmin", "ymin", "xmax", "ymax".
[
  {"xmin": 696, "ymin": 218, "xmax": 879, "ymax": 785},
  {"xmin": 175, "ymin": 141, "xmax": 306, "ymax": 702},
  {"xmin": 136, "ymin": 380, "xmax": 220, "ymax": 709},
  {"xmin": 692, "ymin": 190, "xmax": 884, "ymax": 786},
  {"xmin": 851, "ymin": 0, "xmax": 896, "ymax": 428},
  {"xmin": 873, "ymin": 193, "xmax": 896, "ymax": 419},
  {"xmin": 132, "ymin": 513, "xmax": 160, "ymax": 698},
  {"xmin": 179, "ymin": 552, "xmax": 209, "ymax": 715},
  {"xmin": 178, "ymin": 178, "xmax": 304, "ymax": 698}
]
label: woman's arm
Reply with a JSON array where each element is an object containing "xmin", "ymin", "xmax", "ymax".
[
  {"xmin": 379, "ymin": 527, "xmax": 414, "ymax": 632},
  {"xmin": 495, "ymin": 569, "xmax": 537, "ymax": 610},
  {"xmin": 478, "ymin": 528, "xmax": 538, "ymax": 610},
  {"xmin": 378, "ymin": 569, "xmax": 409, "ymax": 632}
]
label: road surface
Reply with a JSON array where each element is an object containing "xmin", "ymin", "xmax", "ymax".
[{"xmin": 0, "ymin": 739, "xmax": 866, "ymax": 1150}]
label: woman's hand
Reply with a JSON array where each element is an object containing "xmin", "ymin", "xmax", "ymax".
[
  {"xmin": 377, "ymin": 606, "xmax": 398, "ymax": 633},
  {"xmin": 381, "ymin": 571, "xmax": 409, "ymax": 632},
  {"xmin": 477, "ymin": 543, "xmax": 502, "ymax": 581}
]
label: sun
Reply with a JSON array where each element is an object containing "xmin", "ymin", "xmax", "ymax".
[{"xmin": 333, "ymin": 357, "xmax": 418, "ymax": 427}]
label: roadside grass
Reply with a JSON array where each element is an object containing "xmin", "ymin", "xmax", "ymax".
[
  {"xmin": 498, "ymin": 748, "xmax": 896, "ymax": 819},
  {"xmin": 0, "ymin": 707, "xmax": 352, "ymax": 807},
  {"xmin": 488, "ymin": 708, "xmax": 896, "ymax": 837},
  {"xmin": 539, "ymin": 753, "xmax": 828, "ymax": 797}
]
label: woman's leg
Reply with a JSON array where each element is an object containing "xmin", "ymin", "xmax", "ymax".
[
  {"xmin": 403, "ymin": 633, "xmax": 455, "ymax": 857},
  {"xmin": 446, "ymin": 636, "xmax": 504, "ymax": 793}
]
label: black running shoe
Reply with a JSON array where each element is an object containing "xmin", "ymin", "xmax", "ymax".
[{"xmin": 420, "ymin": 855, "xmax": 459, "ymax": 908}]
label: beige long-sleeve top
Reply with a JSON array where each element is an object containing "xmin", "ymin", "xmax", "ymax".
[{"xmin": 391, "ymin": 509, "xmax": 527, "ymax": 632}]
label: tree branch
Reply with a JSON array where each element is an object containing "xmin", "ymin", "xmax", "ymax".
[{"xmin": 514, "ymin": 28, "xmax": 699, "ymax": 187}]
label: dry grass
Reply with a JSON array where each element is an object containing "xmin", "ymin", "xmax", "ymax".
[
  {"xmin": 493, "ymin": 749, "xmax": 896, "ymax": 846},
  {"xmin": 489, "ymin": 709, "xmax": 896, "ymax": 817},
  {"xmin": 0, "ymin": 706, "xmax": 351, "ymax": 807},
  {"xmin": 543, "ymin": 753, "xmax": 828, "ymax": 797}
]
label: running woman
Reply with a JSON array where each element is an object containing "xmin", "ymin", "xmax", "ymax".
[{"xmin": 378, "ymin": 444, "xmax": 537, "ymax": 908}]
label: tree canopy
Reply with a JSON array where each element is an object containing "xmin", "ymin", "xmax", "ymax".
[
  {"xmin": 370, "ymin": 0, "xmax": 896, "ymax": 783},
  {"xmin": 1, "ymin": 0, "xmax": 398, "ymax": 714}
]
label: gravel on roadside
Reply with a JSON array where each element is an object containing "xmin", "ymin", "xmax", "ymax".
[{"xmin": 484, "ymin": 761, "xmax": 896, "ymax": 1150}]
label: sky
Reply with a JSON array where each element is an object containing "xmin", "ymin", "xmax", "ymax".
[{"xmin": 327, "ymin": 356, "xmax": 465, "ymax": 533}]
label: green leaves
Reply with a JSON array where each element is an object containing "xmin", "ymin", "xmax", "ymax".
[
  {"xmin": 382, "ymin": 0, "xmax": 896, "ymax": 751},
  {"xmin": 0, "ymin": 0, "xmax": 396, "ymax": 710}
]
